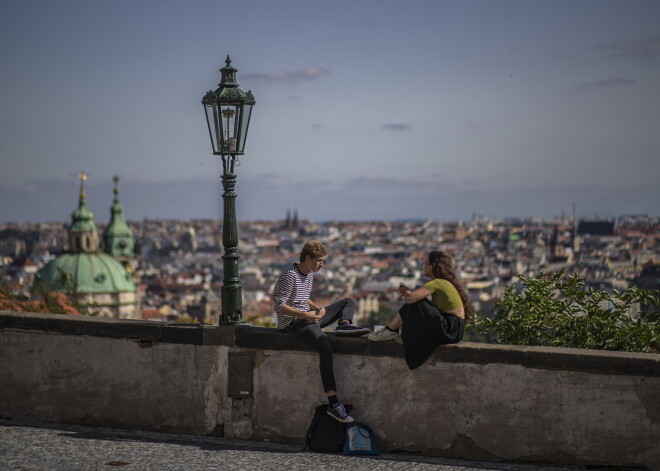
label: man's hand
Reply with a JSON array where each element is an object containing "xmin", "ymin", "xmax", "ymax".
[{"xmin": 304, "ymin": 309, "xmax": 323, "ymax": 323}]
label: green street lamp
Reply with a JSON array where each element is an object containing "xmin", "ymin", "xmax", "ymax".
[{"xmin": 202, "ymin": 56, "xmax": 255, "ymax": 324}]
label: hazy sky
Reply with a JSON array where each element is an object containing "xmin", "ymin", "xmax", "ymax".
[{"xmin": 1, "ymin": 0, "xmax": 659, "ymax": 224}]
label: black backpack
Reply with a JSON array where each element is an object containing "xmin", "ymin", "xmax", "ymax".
[{"xmin": 305, "ymin": 404, "xmax": 346, "ymax": 453}]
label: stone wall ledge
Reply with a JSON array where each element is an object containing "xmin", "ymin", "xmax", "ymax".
[{"xmin": 2, "ymin": 310, "xmax": 659, "ymax": 377}]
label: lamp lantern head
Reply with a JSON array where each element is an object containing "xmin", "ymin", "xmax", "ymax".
[{"xmin": 202, "ymin": 56, "xmax": 255, "ymax": 156}]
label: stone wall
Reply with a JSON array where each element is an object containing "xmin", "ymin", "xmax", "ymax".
[{"xmin": 1, "ymin": 310, "xmax": 659, "ymax": 468}]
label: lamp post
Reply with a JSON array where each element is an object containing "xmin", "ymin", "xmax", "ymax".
[{"xmin": 202, "ymin": 56, "xmax": 255, "ymax": 324}]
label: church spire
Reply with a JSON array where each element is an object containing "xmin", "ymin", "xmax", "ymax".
[
  {"xmin": 69, "ymin": 172, "xmax": 100, "ymax": 253},
  {"xmin": 102, "ymin": 176, "xmax": 135, "ymax": 262}
]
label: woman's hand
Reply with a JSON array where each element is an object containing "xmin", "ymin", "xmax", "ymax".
[{"xmin": 401, "ymin": 286, "xmax": 433, "ymax": 304}]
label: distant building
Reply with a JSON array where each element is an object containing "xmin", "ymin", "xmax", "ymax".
[
  {"xmin": 283, "ymin": 208, "xmax": 300, "ymax": 229},
  {"xmin": 187, "ymin": 290, "xmax": 220, "ymax": 324},
  {"xmin": 635, "ymin": 261, "xmax": 660, "ymax": 313},
  {"xmin": 549, "ymin": 226, "xmax": 567, "ymax": 262},
  {"xmin": 578, "ymin": 221, "xmax": 615, "ymax": 236},
  {"xmin": 354, "ymin": 292, "xmax": 380, "ymax": 326},
  {"xmin": 0, "ymin": 235, "xmax": 27, "ymax": 259},
  {"xmin": 180, "ymin": 227, "xmax": 198, "ymax": 253},
  {"xmin": 5, "ymin": 256, "xmax": 39, "ymax": 288}
]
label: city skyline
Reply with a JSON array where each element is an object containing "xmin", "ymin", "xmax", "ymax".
[
  {"xmin": 1, "ymin": 176, "xmax": 656, "ymax": 225},
  {"xmin": 2, "ymin": 0, "xmax": 659, "ymax": 223}
]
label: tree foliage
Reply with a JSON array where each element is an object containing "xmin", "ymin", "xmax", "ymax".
[
  {"xmin": 0, "ymin": 282, "xmax": 80, "ymax": 316},
  {"xmin": 471, "ymin": 272, "xmax": 660, "ymax": 353}
]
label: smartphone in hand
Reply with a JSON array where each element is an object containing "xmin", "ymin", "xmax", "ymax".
[{"xmin": 398, "ymin": 282, "xmax": 408, "ymax": 298}]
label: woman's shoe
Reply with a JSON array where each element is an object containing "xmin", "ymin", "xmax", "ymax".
[{"xmin": 367, "ymin": 327, "xmax": 398, "ymax": 341}]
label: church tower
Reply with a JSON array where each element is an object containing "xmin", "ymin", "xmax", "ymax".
[
  {"xmin": 102, "ymin": 176, "xmax": 136, "ymax": 271},
  {"xmin": 68, "ymin": 172, "xmax": 100, "ymax": 254}
]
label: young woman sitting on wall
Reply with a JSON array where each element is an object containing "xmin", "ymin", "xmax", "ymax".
[{"xmin": 368, "ymin": 250, "xmax": 472, "ymax": 369}]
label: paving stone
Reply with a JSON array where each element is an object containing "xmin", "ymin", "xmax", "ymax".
[{"xmin": 0, "ymin": 419, "xmax": 580, "ymax": 471}]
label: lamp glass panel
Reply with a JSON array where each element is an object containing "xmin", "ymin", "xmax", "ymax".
[
  {"xmin": 237, "ymin": 104, "xmax": 253, "ymax": 153},
  {"xmin": 204, "ymin": 102, "xmax": 223, "ymax": 154}
]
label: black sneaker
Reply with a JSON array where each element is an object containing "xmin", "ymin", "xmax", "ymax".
[
  {"xmin": 335, "ymin": 323, "xmax": 370, "ymax": 336},
  {"xmin": 327, "ymin": 403, "xmax": 354, "ymax": 423}
]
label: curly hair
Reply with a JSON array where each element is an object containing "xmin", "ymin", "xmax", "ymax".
[
  {"xmin": 427, "ymin": 250, "xmax": 473, "ymax": 323},
  {"xmin": 299, "ymin": 240, "xmax": 328, "ymax": 263}
]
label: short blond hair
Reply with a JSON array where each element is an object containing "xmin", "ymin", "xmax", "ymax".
[{"xmin": 300, "ymin": 240, "xmax": 327, "ymax": 263}]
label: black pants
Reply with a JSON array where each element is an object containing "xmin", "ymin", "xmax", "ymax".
[
  {"xmin": 285, "ymin": 298, "xmax": 356, "ymax": 392},
  {"xmin": 399, "ymin": 299, "xmax": 465, "ymax": 370}
]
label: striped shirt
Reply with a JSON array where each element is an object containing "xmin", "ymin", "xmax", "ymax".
[{"xmin": 272, "ymin": 264, "xmax": 314, "ymax": 329}]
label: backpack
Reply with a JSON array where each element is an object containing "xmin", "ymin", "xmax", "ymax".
[
  {"xmin": 305, "ymin": 404, "xmax": 346, "ymax": 453},
  {"xmin": 343, "ymin": 422, "xmax": 380, "ymax": 456}
]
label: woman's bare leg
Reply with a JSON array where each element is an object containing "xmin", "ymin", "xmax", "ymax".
[{"xmin": 387, "ymin": 313, "xmax": 403, "ymax": 330}]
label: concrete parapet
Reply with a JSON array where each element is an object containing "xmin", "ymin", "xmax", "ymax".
[{"xmin": 1, "ymin": 310, "xmax": 659, "ymax": 468}]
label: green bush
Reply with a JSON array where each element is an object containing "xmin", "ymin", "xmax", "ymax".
[{"xmin": 470, "ymin": 272, "xmax": 660, "ymax": 353}]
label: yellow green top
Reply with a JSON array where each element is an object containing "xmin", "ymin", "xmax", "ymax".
[{"xmin": 423, "ymin": 278, "xmax": 463, "ymax": 312}]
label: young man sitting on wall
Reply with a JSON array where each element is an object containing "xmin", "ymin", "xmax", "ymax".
[{"xmin": 272, "ymin": 240, "xmax": 369, "ymax": 423}]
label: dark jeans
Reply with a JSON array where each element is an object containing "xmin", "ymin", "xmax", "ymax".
[{"xmin": 284, "ymin": 298, "xmax": 356, "ymax": 392}]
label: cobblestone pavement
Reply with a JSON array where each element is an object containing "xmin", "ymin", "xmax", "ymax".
[{"xmin": 0, "ymin": 420, "xmax": 578, "ymax": 471}]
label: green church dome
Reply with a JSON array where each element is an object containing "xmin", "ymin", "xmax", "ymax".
[
  {"xmin": 34, "ymin": 172, "xmax": 136, "ymax": 298},
  {"xmin": 35, "ymin": 252, "xmax": 135, "ymax": 294}
]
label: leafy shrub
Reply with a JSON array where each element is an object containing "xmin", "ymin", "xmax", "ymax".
[
  {"xmin": 1, "ymin": 282, "xmax": 80, "ymax": 316},
  {"xmin": 471, "ymin": 272, "xmax": 660, "ymax": 353}
]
